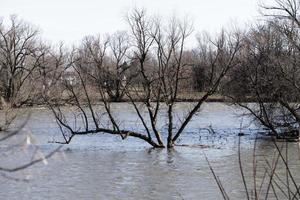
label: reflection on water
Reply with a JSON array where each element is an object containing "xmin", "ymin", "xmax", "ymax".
[{"xmin": 0, "ymin": 103, "xmax": 299, "ymax": 200}]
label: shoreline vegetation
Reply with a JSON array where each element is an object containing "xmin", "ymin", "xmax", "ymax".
[
  {"xmin": 0, "ymin": 94, "xmax": 294, "ymax": 108},
  {"xmin": 3, "ymin": 93, "xmax": 229, "ymax": 108},
  {"xmin": 1, "ymin": 89, "xmax": 290, "ymax": 108}
]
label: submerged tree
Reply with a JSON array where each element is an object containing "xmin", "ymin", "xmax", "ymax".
[
  {"xmin": 225, "ymin": 0, "xmax": 300, "ymax": 138},
  {"xmin": 45, "ymin": 9, "xmax": 241, "ymax": 148}
]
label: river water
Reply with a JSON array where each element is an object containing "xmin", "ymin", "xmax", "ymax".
[{"xmin": 0, "ymin": 103, "xmax": 299, "ymax": 200}]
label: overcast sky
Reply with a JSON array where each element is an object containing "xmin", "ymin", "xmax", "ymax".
[{"xmin": 0, "ymin": 0, "xmax": 261, "ymax": 46}]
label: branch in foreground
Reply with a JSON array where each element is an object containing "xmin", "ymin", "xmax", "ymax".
[{"xmin": 0, "ymin": 146, "xmax": 62, "ymax": 173}]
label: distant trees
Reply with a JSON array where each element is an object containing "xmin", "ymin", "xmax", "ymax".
[
  {"xmin": 0, "ymin": 16, "xmax": 46, "ymax": 107},
  {"xmin": 37, "ymin": 43, "xmax": 74, "ymax": 106},
  {"xmin": 108, "ymin": 31, "xmax": 131, "ymax": 101},
  {"xmin": 73, "ymin": 32, "xmax": 132, "ymax": 102},
  {"xmin": 0, "ymin": 14, "xmax": 243, "ymax": 108}
]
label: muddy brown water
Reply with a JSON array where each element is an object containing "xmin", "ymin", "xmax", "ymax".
[{"xmin": 0, "ymin": 103, "xmax": 299, "ymax": 200}]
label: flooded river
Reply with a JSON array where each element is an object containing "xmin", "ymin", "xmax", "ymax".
[{"xmin": 0, "ymin": 103, "xmax": 299, "ymax": 200}]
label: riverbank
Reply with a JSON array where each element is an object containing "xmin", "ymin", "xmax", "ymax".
[
  {"xmin": 0, "ymin": 91, "xmax": 292, "ymax": 110},
  {"xmin": 0, "ymin": 92, "xmax": 230, "ymax": 109}
]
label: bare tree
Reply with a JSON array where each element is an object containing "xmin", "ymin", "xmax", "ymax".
[
  {"xmin": 225, "ymin": 0, "xmax": 300, "ymax": 139},
  {"xmin": 108, "ymin": 31, "xmax": 132, "ymax": 101},
  {"xmin": 0, "ymin": 16, "xmax": 45, "ymax": 107},
  {"xmin": 46, "ymin": 9, "xmax": 241, "ymax": 148}
]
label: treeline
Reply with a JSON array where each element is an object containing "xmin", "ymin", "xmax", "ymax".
[
  {"xmin": 0, "ymin": 14, "xmax": 235, "ymax": 106},
  {"xmin": 0, "ymin": 4, "xmax": 298, "ymax": 106},
  {"xmin": 1, "ymin": 0, "xmax": 300, "ymax": 146}
]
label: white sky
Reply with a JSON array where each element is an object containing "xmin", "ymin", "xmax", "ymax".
[{"xmin": 0, "ymin": 0, "xmax": 261, "ymax": 46}]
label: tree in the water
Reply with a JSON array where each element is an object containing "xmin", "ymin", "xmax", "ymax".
[
  {"xmin": 46, "ymin": 9, "xmax": 241, "ymax": 148},
  {"xmin": 225, "ymin": 0, "xmax": 300, "ymax": 138}
]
